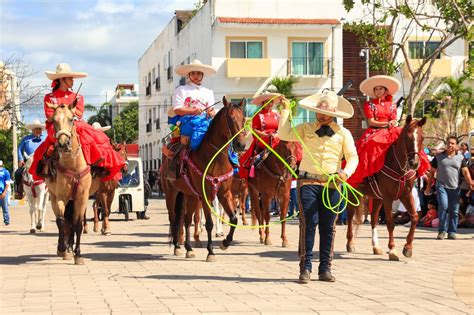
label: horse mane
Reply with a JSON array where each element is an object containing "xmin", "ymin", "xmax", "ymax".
[{"xmin": 196, "ymin": 106, "xmax": 228, "ymax": 151}]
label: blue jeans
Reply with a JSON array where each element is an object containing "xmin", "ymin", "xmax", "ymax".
[
  {"xmin": 436, "ymin": 185, "xmax": 460, "ymax": 234},
  {"xmin": 298, "ymin": 184, "xmax": 339, "ymax": 274},
  {"xmin": 0, "ymin": 195, "xmax": 10, "ymax": 224},
  {"xmin": 288, "ymin": 188, "xmax": 297, "ymax": 216}
]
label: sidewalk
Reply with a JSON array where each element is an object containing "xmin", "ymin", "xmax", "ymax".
[{"xmin": 1, "ymin": 199, "xmax": 473, "ymax": 314}]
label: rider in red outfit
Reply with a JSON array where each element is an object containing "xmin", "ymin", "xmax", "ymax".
[
  {"xmin": 347, "ymin": 75, "xmax": 430, "ymax": 187},
  {"xmin": 30, "ymin": 63, "xmax": 125, "ymax": 182}
]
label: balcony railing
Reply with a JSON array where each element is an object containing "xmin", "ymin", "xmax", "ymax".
[
  {"xmin": 167, "ymin": 67, "xmax": 173, "ymax": 81},
  {"xmin": 287, "ymin": 57, "xmax": 330, "ymax": 76},
  {"xmin": 155, "ymin": 77, "xmax": 161, "ymax": 91},
  {"xmin": 145, "ymin": 84, "xmax": 151, "ymax": 96}
]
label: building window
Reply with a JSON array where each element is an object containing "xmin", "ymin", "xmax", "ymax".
[
  {"xmin": 230, "ymin": 41, "xmax": 263, "ymax": 58},
  {"xmin": 291, "ymin": 41, "xmax": 324, "ymax": 76},
  {"xmin": 408, "ymin": 41, "xmax": 441, "ymax": 59}
]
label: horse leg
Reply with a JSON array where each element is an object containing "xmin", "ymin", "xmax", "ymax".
[
  {"xmin": 184, "ymin": 197, "xmax": 198, "ymax": 258},
  {"xmin": 192, "ymin": 208, "xmax": 202, "ymax": 247},
  {"xmin": 63, "ymin": 201, "xmax": 75, "ymax": 261},
  {"xmin": 346, "ymin": 204, "xmax": 356, "ymax": 253},
  {"xmin": 50, "ymin": 194, "xmax": 67, "ymax": 258},
  {"xmin": 83, "ymin": 211, "xmax": 88, "ymax": 234},
  {"xmin": 92, "ymin": 200, "xmax": 100, "ymax": 233},
  {"xmin": 371, "ymin": 199, "xmax": 383, "ymax": 255},
  {"xmin": 249, "ymin": 187, "xmax": 263, "ymax": 243},
  {"xmin": 38, "ymin": 190, "xmax": 48, "ymax": 232},
  {"xmin": 168, "ymin": 192, "xmax": 183, "ymax": 256},
  {"xmin": 217, "ymin": 190, "xmax": 238, "ymax": 251},
  {"xmin": 262, "ymin": 194, "xmax": 272, "ymax": 246},
  {"xmin": 102, "ymin": 192, "xmax": 112, "ymax": 235},
  {"xmin": 28, "ymin": 194, "xmax": 36, "ymax": 233},
  {"xmin": 383, "ymin": 199, "xmax": 399, "ymax": 261},
  {"xmin": 400, "ymin": 193, "xmax": 419, "ymax": 258},
  {"xmin": 279, "ymin": 193, "xmax": 290, "ymax": 248},
  {"xmin": 72, "ymin": 197, "xmax": 88, "ymax": 265},
  {"xmin": 214, "ymin": 198, "xmax": 224, "ymax": 237},
  {"xmin": 201, "ymin": 201, "xmax": 216, "ymax": 262}
]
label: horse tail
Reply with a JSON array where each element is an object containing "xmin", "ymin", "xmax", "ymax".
[{"xmin": 169, "ymin": 192, "xmax": 184, "ymax": 245}]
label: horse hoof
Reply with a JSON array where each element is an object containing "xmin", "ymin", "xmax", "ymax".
[
  {"xmin": 93, "ymin": 227, "xmax": 99, "ymax": 233},
  {"xmin": 402, "ymin": 246, "xmax": 412, "ymax": 258},
  {"xmin": 373, "ymin": 247, "xmax": 383, "ymax": 255},
  {"xmin": 282, "ymin": 241, "xmax": 290, "ymax": 248},
  {"xmin": 174, "ymin": 248, "xmax": 182, "ymax": 256},
  {"xmin": 29, "ymin": 229, "xmax": 36, "ymax": 234},
  {"xmin": 206, "ymin": 255, "xmax": 217, "ymax": 262},
  {"xmin": 388, "ymin": 252, "xmax": 399, "ymax": 261},
  {"xmin": 74, "ymin": 256, "xmax": 85, "ymax": 265},
  {"xmin": 83, "ymin": 229, "xmax": 88, "ymax": 234},
  {"xmin": 186, "ymin": 251, "xmax": 195, "ymax": 259},
  {"xmin": 102, "ymin": 230, "xmax": 111, "ymax": 236},
  {"xmin": 219, "ymin": 241, "xmax": 228, "ymax": 251},
  {"xmin": 63, "ymin": 252, "xmax": 73, "ymax": 261},
  {"xmin": 264, "ymin": 239, "xmax": 272, "ymax": 246},
  {"xmin": 194, "ymin": 241, "xmax": 203, "ymax": 248},
  {"xmin": 57, "ymin": 250, "xmax": 65, "ymax": 257},
  {"xmin": 346, "ymin": 245, "xmax": 356, "ymax": 253}
]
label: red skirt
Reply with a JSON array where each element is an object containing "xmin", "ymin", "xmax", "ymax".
[
  {"xmin": 30, "ymin": 121, "xmax": 125, "ymax": 182},
  {"xmin": 347, "ymin": 127, "xmax": 431, "ymax": 187}
]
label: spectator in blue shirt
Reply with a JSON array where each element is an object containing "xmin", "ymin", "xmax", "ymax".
[
  {"xmin": 14, "ymin": 120, "xmax": 45, "ymax": 198},
  {"xmin": 0, "ymin": 160, "xmax": 11, "ymax": 225}
]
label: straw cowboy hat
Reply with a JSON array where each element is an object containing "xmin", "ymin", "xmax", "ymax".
[
  {"xmin": 299, "ymin": 90, "xmax": 354, "ymax": 119},
  {"xmin": 175, "ymin": 59, "xmax": 216, "ymax": 77},
  {"xmin": 251, "ymin": 85, "xmax": 282, "ymax": 105},
  {"xmin": 360, "ymin": 75, "xmax": 400, "ymax": 98},
  {"xmin": 91, "ymin": 122, "xmax": 111, "ymax": 132},
  {"xmin": 45, "ymin": 63, "xmax": 88, "ymax": 80},
  {"xmin": 25, "ymin": 120, "xmax": 45, "ymax": 130}
]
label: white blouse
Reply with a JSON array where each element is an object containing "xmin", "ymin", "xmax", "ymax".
[{"xmin": 172, "ymin": 83, "xmax": 215, "ymax": 111}]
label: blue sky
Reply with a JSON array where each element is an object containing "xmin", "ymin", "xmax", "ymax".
[{"xmin": 1, "ymin": 0, "xmax": 196, "ymax": 123}]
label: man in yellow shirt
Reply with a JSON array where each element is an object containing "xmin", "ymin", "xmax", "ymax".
[{"xmin": 278, "ymin": 90, "xmax": 358, "ymax": 283}]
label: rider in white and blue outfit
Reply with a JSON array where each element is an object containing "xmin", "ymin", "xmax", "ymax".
[
  {"xmin": 15, "ymin": 120, "xmax": 46, "ymax": 199},
  {"xmin": 168, "ymin": 60, "xmax": 238, "ymax": 175}
]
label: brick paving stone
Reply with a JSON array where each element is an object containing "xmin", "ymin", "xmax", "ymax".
[{"xmin": 1, "ymin": 199, "xmax": 473, "ymax": 314}]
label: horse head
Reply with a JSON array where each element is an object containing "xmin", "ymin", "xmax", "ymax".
[
  {"xmin": 222, "ymin": 96, "xmax": 246, "ymax": 152},
  {"xmin": 400, "ymin": 115, "xmax": 427, "ymax": 171},
  {"xmin": 46, "ymin": 102, "xmax": 76, "ymax": 152}
]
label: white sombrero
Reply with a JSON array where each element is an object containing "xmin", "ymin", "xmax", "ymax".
[
  {"xmin": 251, "ymin": 85, "xmax": 282, "ymax": 105},
  {"xmin": 360, "ymin": 75, "xmax": 400, "ymax": 98},
  {"xmin": 45, "ymin": 63, "xmax": 88, "ymax": 80},
  {"xmin": 299, "ymin": 90, "xmax": 354, "ymax": 119},
  {"xmin": 91, "ymin": 122, "xmax": 111, "ymax": 131},
  {"xmin": 25, "ymin": 119, "xmax": 45, "ymax": 130},
  {"xmin": 175, "ymin": 59, "xmax": 216, "ymax": 77}
]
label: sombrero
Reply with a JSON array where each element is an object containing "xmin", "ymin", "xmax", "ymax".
[
  {"xmin": 251, "ymin": 85, "xmax": 282, "ymax": 105},
  {"xmin": 175, "ymin": 59, "xmax": 216, "ymax": 77},
  {"xmin": 45, "ymin": 63, "xmax": 88, "ymax": 80},
  {"xmin": 91, "ymin": 122, "xmax": 111, "ymax": 131},
  {"xmin": 360, "ymin": 75, "xmax": 400, "ymax": 98},
  {"xmin": 25, "ymin": 119, "xmax": 45, "ymax": 130},
  {"xmin": 299, "ymin": 90, "xmax": 354, "ymax": 119}
]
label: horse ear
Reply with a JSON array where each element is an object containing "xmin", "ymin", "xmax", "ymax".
[
  {"xmin": 222, "ymin": 96, "xmax": 229, "ymax": 107},
  {"xmin": 239, "ymin": 98, "xmax": 245, "ymax": 107},
  {"xmin": 405, "ymin": 114, "xmax": 412, "ymax": 125},
  {"xmin": 418, "ymin": 116, "xmax": 427, "ymax": 127}
]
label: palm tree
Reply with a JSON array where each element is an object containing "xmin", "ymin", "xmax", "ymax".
[{"xmin": 86, "ymin": 102, "xmax": 112, "ymax": 127}]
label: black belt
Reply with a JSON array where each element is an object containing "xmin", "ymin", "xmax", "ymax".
[{"xmin": 298, "ymin": 171, "xmax": 330, "ymax": 182}]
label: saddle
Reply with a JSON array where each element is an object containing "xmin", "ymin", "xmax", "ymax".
[{"xmin": 165, "ymin": 141, "xmax": 186, "ymax": 181}]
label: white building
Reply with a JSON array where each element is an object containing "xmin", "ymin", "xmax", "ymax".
[
  {"xmin": 0, "ymin": 62, "xmax": 20, "ymax": 131},
  {"xmin": 108, "ymin": 83, "xmax": 139, "ymax": 121},
  {"xmin": 138, "ymin": 0, "xmax": 346, "ymax": 172}
]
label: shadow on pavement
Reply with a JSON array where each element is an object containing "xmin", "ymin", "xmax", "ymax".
[
  {"xmin": 84, "ymin": 252, "xmax": 163, "ymax": 262},
  {"xmin": 142, "ymin": 274, "xmax": 297, "ymax": 283},
  {"xmin": 90, "ymin": 240, "xmax": 168, "ymax": 248},
  {"xmin": 0, "ymin": 254, "xmax": 57, "ymax": 265}
]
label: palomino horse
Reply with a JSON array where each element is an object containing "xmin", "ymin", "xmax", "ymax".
[
  {"xmin": 160, "ymin": 97, "xmax": 246, "ymax": 262},
  {"xmin": 346, "ymin": 115, "xmax": 427, "ymax": 261},
  {"xmin": 84, "ymin": 142, "xmax": 128, "ymax": 235},
  {"xmin": 22, "ymin": 154, "xmax": 49, "ymax": 233},
  {"xmin": 45, "ymin": 102, "xmax": 101, "ymax": 264},
  {"xmin": 248, "ymin": 140, "xmax": 299, "ymax": 247}
]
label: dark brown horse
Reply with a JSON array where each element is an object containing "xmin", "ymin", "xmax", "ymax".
[
  {"xmin": 346, "ymin": 115, "xmax": 427, "ymax": 261},
  {"xmin": 248, "ymin": 140, "xmax": 299, "ymax": 247},
  {"xmin": 160, "ymin": 97, "xmax": 246, "ymax": 262},
  {"xmin": 84, "ymin": 142, "xmax": 128, "ymax": 235},
  {"xmin": 231, "ymin": 175, "xmax": 252, "ymax": 226}
]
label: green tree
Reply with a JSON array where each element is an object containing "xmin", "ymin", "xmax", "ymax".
[
  {"xmin": 86, "ymin": 102, "xmax": 112, "ymax": 127},
  {"xmin": 0, "ymin": 125, "xmax": 28, "ymax": 171},
  {"xmin": 270, "ymin": 76, "xmax": 298, "ymax": 99},
  {"xmin": 343, "ymin": 0, "xmax": 473, "ymax": 115},
  {"xmin": 112, "ymin": 101, "xmax": 138, "ymax": 143}
]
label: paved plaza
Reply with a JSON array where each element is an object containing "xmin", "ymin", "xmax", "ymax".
[{"xmin": 1, "ymin": 198, "xmax": 473, "ymax": 314}]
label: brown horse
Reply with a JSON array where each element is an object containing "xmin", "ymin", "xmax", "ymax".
[
  {"xmin": 346, "ymin": 115, "xmax": 427, "ymax": 261},
  {"xmin": 84, "ymin": 142, "xmax": 128, "ymax": 235},
  {"xmin": 248, "ymin": 140, "xmax": 299, "ymax": 247},
  {"xmin": 231, "ymin": 175, "xmax": 253, "ymax": 226},
  {"xmin": 44, "ymin": 102, "xmax": 101, "ymax": 264},
  {"xmin": 160, "ymin": 97, "xmax": 247, "ymax": 262}
]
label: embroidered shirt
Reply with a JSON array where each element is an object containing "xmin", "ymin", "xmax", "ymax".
[
  {"xmin": 278, "ymin": 109, "xmax": 358, "ymax": 177},
  {"xmin": 172, "ymin": 83, "xmax": 215, "ymax": 111},
  {"xmin": 44, "ymin": 89, "xmax": 85, "ymax": 120}
]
